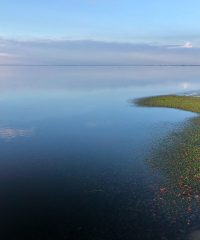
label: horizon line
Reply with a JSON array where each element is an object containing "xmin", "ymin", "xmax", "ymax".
[{"xmin": 1, "ymin": 64, "xmax": 200, "ymax": 67}]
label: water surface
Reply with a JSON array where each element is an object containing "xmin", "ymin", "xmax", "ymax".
[{"xmin": 1, "ymin": 66, "xmax": 200, "ymax": 239}]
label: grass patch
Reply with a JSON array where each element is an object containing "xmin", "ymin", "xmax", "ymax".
[
  {"xmin": 136, "ymin": 94, "xmax": 200, "ymax": 194},
  {"xmin": 136, "ymin": 95, "xmax": 200, "ymax": 113},
  {"xmin": 136, "ymin": 95, "xmax": 200, "ymax": 225}
]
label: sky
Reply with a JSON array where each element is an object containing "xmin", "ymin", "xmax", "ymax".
[
  {"xmin": 0, "ymin": 0, "xmax": 200, "ymax": 64},
  {"xmin": 1, "ymin": 0, "xmax": 200, "ymax": 43}
]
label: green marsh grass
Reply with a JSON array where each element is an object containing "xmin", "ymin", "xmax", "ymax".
[
  {"xmin": 136, "ymin": 95, "xmax": 200, "ymax": 113},
  {"xmin": 136, "ymin": 95, "xmax": 200, "ymax": 226}
]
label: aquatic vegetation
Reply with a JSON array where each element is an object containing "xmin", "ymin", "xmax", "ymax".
[
  {"xmin": 150, "ymin": 119, "xmax": 200, "ymax": 219},
  {"xmin": 136, "ymin": 95, "xmax": 200, "ymax": 113},
  {"xmin": 136, "ymin": 95, "xmax": 200, "ymax": 226}
]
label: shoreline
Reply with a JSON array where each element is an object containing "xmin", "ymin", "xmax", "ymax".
[{"xmin": 136, "ymin": 95, "xmax": 200, "ymax": 114}]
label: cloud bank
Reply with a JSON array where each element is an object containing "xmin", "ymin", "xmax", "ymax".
[{"xmin": 0, "ymin": 38, "xmax": 199, "ymax": 65}]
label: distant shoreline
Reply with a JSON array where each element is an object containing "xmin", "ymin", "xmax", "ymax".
[{"xmin": 1, "ymin": 64, "xmax": 200, "ymax": 67}]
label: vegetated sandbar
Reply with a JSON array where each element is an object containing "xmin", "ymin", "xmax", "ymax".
[{"xmin": 136, "ymin": 95, "xmax": 200, "ymax": 114}]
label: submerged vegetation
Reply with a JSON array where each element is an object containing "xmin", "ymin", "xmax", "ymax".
[
  {"xmin": 150, "ymin": 118, "xmax": 200, "ymax": 223},
  {"xmin": 136, "ymin": 95, "xmax": 200, "ymax": 113},
  {"xmin": 136, "ymin": 95, "xmax": 200, "ymax": 226}
]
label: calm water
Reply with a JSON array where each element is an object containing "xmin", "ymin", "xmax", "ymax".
[{"xmin": 1, "ymin": 66, "xmax": 200, "ymax": 240}]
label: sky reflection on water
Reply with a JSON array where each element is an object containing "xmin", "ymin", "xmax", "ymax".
[
  {"xmin": 0, "ymin": 66, "xmax": 200, "ymax": 239},
  {"xmin": 1, "ymin": 66, "xmax": 200, "ymax": 92}
]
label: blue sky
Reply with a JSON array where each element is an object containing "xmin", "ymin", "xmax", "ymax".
[
  {"xmin": 0, "ymin": 0, "xmax": 200, "ymax": 43},
  {"xmin": 0, "ymin": 1, "xmax": 200, "ymax": 65}
]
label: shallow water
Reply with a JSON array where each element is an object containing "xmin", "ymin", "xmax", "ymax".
[{"xmin": 1, "ymin": 66, "xmax": 200, "ymax": 239}]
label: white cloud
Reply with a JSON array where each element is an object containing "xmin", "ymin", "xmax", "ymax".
[
  {"xmin": 0, "ymin": 52, "xmax": 19, "ymax": 64},
  {"xmin": 181, "ymin": 82, "xmax": 190, "ymax": 90},
  {"xmin": 166, "ymin": 42, "xmax": 193, "ymax": 49},
  {"xmin": 0, "ymin": 52, "xmax": 13, "ymax": 57},
  {"xmin": 0, "ymin": 127, "xmax": 33, "ymax": 139},
  {"xmin": 182, "ymin": 42, "xmax": 193, "ymax": 48}
]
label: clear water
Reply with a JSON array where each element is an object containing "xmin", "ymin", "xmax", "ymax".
[{"xmin": 1, "ymin": 66, "xmax": 200, "ymax": 240}]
